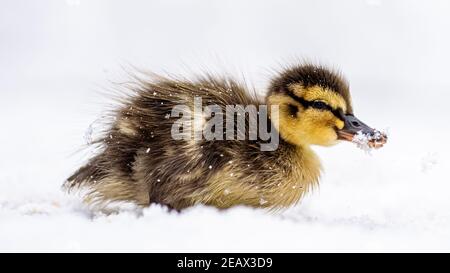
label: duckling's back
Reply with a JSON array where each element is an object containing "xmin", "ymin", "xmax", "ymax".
[{"xmin": 66, "ymin": 74, "xmax": 319, "ymax": 210}]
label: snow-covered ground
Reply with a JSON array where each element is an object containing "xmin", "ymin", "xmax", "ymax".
[{"xmin": 1, "ymin": 0, "xmax": 450, "ymax": 252}]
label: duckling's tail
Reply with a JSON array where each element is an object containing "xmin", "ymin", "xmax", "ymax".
[
  {"xmin": 64, "ymin": 155, "xmax": 149, "ymax": 207},
  {"xmin": 64, "ymin": 154, "xmax": 105, "ymax": 197},
  {"xmin": 65, "ymin": 159, "xmax": 98, "ymax": 190}
]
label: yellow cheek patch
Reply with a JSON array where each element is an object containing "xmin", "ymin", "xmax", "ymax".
[
  {"xmin": 266, "ymin": 94, "xmax": 299, "ymax": 117},
  {"xmin": 289, "ymin": 84, "xmax": 347, "ymax": 113},
  {"xmin": 267, "ymin": 93, "xmax": 343, "ymax": 147},
  {"xmin": 335, "ymin": 118, "xmax": 344, "ymax": 130}
]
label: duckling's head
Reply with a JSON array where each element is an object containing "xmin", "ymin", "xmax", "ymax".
[{"xmin": 267, "ymin": 64, "xmax": 384, "ymax": 148}]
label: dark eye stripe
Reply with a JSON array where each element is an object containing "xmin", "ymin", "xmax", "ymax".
[
  {"xmin": 287, "ymin": 93, "xmax": 345, "ymax": 120},
  {"xmin": 311, "ymin": 101, "xmax": 331, "ymax": 111}
]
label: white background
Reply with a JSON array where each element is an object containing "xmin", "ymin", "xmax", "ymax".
[{"xmin": 1, "ymin": 0, "xmax": 449, "ymax": 252}]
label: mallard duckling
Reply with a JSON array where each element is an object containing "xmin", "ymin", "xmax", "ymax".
[{"xmin": 66, "ymin": 64, "xmax": 386, "ymax": 210}]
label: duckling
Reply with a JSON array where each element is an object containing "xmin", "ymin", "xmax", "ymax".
[{"xmin": 65, "ymin": 64, "xmax": 386, "ymax": 210}]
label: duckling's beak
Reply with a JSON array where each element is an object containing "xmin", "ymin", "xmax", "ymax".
[{"xmin": 337, "ymin": 114, "xmax": 387, "ymax": 149}]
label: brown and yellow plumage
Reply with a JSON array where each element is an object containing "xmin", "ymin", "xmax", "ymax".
[{"xmin": 65, "ymin": 64, "xmax": 381, "ymax": 211}]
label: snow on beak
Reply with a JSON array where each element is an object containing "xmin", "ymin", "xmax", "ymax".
[{"xmin": 337, "ymin": 114, "xmax": 387, "ymax": 149}]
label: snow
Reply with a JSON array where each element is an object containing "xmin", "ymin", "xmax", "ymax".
[
  {"xmin": 1, "ymin": 0, "xmax": 450, "ymax": 252},
  {"xmin": 352, "ymin": 130, "xmax": 387, "ymax": 152}
]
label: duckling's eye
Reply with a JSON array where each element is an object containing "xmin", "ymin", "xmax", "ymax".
[{"xmin": 311, "ymin": 101, "xmax": 329, "ymax": 110}]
